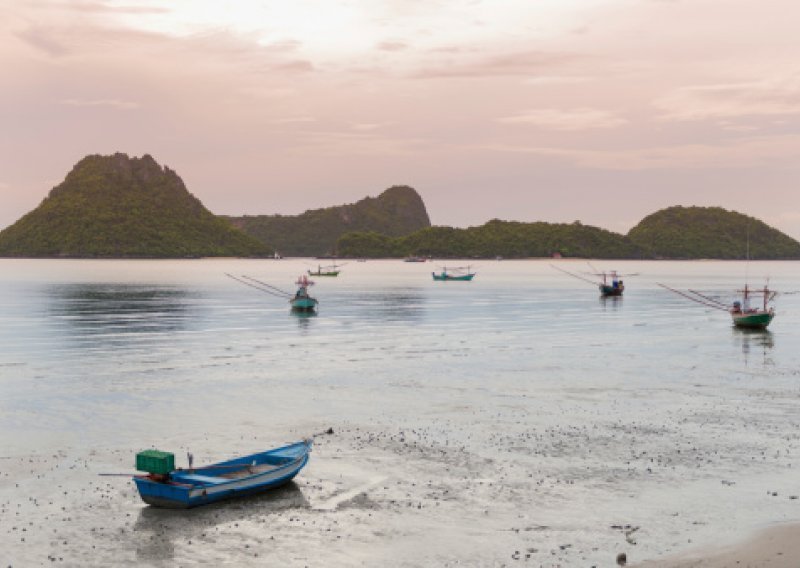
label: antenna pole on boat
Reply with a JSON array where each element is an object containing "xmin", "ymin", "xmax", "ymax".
[{"xmin": 745, "ymin": 222, "xmax": 750, "ymax": 287}]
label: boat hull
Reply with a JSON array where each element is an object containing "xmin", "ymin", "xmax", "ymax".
[
  {"xmin": 308, "ymin": 271, "xmax": 339, "ymax": 277},
  {"xmin": 732, "ymin": 311, "xmax": 774, "ymax": 329},
  {"xmin": 599, "ymin": 284, "xmax": 623, "ymax": 296},
  {"xmin": 432, "ymin": 273, "xmax": 475, "ymax": 281},
  {"xmin": 134, "ymin": 441, "xmax": 310, "ymax": 509},
  {"xmin": 290, "ymin": 297, "xmax": 318, "ymax": 311}
]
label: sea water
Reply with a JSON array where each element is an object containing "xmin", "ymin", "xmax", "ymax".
[{"xmin": 1, "ymin": 259, "xmax": 798, "ymax": 566}]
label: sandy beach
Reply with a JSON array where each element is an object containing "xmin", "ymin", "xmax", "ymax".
[{"xmin": 637, "ymin": 523, "xmax": 800, "ymax": 567}]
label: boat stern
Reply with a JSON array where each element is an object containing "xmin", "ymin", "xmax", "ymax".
[{"xmin": 134, "ymin": 476, "xmax": 193, "ymax": 509}]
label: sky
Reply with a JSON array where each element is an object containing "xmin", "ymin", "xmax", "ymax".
[{"xmin": 1, "ymin": 0, "xmax": 799, "ymax": 239}]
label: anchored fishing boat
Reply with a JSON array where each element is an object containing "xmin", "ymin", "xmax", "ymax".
[
  {"xmin": 551, "ymin": 264, "xmax": 635, "ymax": 297},
  {"xmin": 226, "ymin": 273, "xmax": 318, "ymax": 312},
  {"xmin": 291, "ymin": 275, "xmax": 318, "ymax": 311},
  {"xmin": 432, "ymin": 266, "xmax": 476, "ymax": 281},
  {"xmin": 598, "ymin": 270, "xmax": 624, "ymax": 297},
  {"xmin": 133, "ymin": 440, "xmax": 312, "ymax": 509},
  {"xmin": 308, "ymin": 263, "xmax": 345, "ymax": 277},
  {"xmin": 658, "ymin": 282, "xmax": 776, "ymax": 329},
  {"xmin": 731, "ymin": 284, "xmax": 775, "ymax": 328}
]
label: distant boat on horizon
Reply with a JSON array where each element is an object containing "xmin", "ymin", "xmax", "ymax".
[
  {"xmin": 308, "ymin": 262, "xmax": 345, "ymax": 277},
  {"xmin": 432, "ymin": 266, "xmax": 476, "ymax": 281}
]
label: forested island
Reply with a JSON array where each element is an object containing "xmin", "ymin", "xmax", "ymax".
[
  {"xmin": 1, "ymin": 153, "xmax": 798, "ymax": 259},
  {"xmin": 337, "ymin": 207, "xmax": 800, "ymax": 260},
  {"xmin": 0, "ymin": 154, "xmax": 269, "ymax": 258},
  {"xmin": 226, "ymin": 185, "xmax": 430, "ymax": 257}
]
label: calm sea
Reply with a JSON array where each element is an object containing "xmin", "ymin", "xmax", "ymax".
[{"xmin": 1, "ymin": 258, "xmax": 798, "ymax": 566}]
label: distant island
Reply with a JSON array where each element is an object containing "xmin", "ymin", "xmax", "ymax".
[
  {"xmin": 627, "ymin": 206, "xmax": 800, "ymax": 259},
  {"xmin": 0, "ymin": 153, "xmax": 269, "ymax": 258},
  {"xmin": 1, "ymin": 153, "xmax": 798, "ymax": 259},
  {"xmin": 225, "ymin": 185, "xmax": 430, "ymax": 257},
  {"xmin": 337, "ymin": 206, "xmax": 800, "ymax": 260}
]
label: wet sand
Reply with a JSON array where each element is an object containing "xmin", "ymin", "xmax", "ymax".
[
  {"xmin": 637, "ymin": 523, "xmax": 800, "ymax": 567},
  {"xmin": 2, "ymin": 417, "xmax": 799, "ymax": 567}
]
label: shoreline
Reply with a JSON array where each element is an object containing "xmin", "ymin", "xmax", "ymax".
[{"xmin": 635, "ymin": 522, "xmax": 800, "ymax": 567}]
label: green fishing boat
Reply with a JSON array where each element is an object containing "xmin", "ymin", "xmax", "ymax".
[
  {"xmin": 658, "ymin": 282, "xmax": 776, "ymax": 330},
  {"xmin": 730, "ymin": 285, "xmax": 775, "ymax": 329},
  {"xmin": 308, "ymin": 263, "xmax": 344, "ymax": 277},
  {"xmin": 432, "ymin": 266, "xmax": 476, "ymax": 281}
]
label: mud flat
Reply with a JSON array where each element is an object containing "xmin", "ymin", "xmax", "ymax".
[{"xmin": 2, "ymin": 406, "xmax": 799, "ymax": 567}]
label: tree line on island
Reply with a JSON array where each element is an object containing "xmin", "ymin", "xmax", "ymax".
[
  {"xmin": 0, "ymin": 153, "xmax": 797, "ymax": 260},
  {"xmin": 337, "ymin": 207, "xmax": 800, "ymax": 260}
]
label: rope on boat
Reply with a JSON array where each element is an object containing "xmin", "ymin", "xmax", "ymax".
[
  {"xmin": 657, "ymin": 283, "xmax": 730, "ymax": 312},
  {"xmin": 225, "ymin": 273, "xmax": 292, "ymax": 299}
]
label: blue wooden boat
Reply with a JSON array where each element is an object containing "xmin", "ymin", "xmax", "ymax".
[
  {"xmin": 133, "ymin": 440, "xmax": 311, "ymax": 509},
  {"xmin": 432, "ymin": 266, "xmax": 476, "ymax": 281}
]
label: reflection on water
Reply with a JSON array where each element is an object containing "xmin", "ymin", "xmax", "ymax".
[
  {"xmin": 133, "ymin": 482, "xmax": 308, "ymax": 563},
  {"xmin": 599, "ymin": 295, "xmax": 622, "ymax": 310},
  {"xmin": 733, "ymin": 327, "xmax": 775, "ymax": 366},
  {"xmin": 47, "ymin": 284, "xmax": 192, "ymax": 336},
  {"xmin": 347, "ymin": 290, "xmax": 427, "ymax": 322},
  {"xmin": 291, "ymin": 309, "xmax": 317, "ymax": 331}
]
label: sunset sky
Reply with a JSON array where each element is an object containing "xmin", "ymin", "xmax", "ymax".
[{"xmin": 2, "ymin": 0, "xmax": 799, "ymax": 238}]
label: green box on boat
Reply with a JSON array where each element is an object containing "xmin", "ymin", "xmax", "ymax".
[{"xmin": 136, "ymin": 450, "xmax": 175, "ymax": 475}]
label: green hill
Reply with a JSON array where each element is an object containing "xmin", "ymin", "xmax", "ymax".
[
  {"xmin": 226, "ymin": 185, "xmax": 430, "ymax": 257},
  {"xmin": 627, "ymin": 206, "xmax": 800, "ymax": 259},
  {"xmin": 0, "ymin": 153, "xmax": 270, "ymax": 258},
  {"xmin": 337, "ymin": 219, "xmax": 645, "ymax": 259}
]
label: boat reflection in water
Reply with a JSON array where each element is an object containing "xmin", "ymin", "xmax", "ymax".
[
  {"xmin": 734, "ymin": 327, "xmax": 774, "ymax": 367},
  {"xmin": 599, "ymin": 295, "xmax": 623, "ymax": 310},
  {"xmin": 291, "ymin": 308, "xmax": 317, "ymax": 330}
]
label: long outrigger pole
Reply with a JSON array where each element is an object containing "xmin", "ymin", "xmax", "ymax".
[
  {"xmin": 550, "ymin": 264, "xmax": 599, "ymax": 286},
  {"xmin": 687, "ymin": 289, "xmax": 729, "ymax": 309},
  {"xmin": 240, "ymin": 275, "xmax": 294, "ymax": 297},
  {"xmin": 225, "ymin": 273, "xmax": 292, "ymax": 299},
  {"xmin": 656, "ymin": 283, "xmax": 729, "ymax": 311}
]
